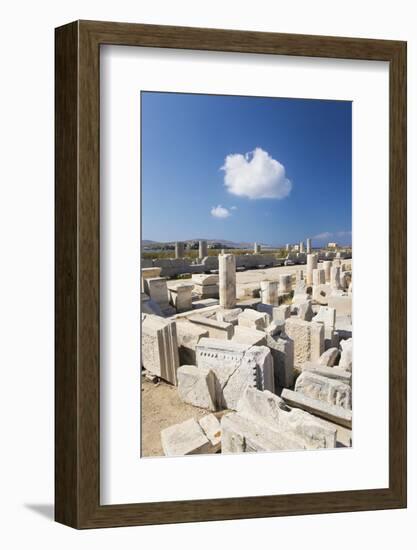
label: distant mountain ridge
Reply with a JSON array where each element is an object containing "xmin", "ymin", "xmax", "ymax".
[{"xmin": 142, "ymin": 238, "xmax": 273, "ymax": 248}]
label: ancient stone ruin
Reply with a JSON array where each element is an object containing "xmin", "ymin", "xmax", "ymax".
[{"xmin": 141, "ymin": 242, "xmax": 353, "ymax": 456}]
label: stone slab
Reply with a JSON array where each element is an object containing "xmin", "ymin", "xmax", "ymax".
[
  {"xmin": 161, "ymin": 418, "xmax": 215, "ymax": 456},
  {"xmin": 177, "ymin": 365, "xmax": 217, "ymax": 411}
]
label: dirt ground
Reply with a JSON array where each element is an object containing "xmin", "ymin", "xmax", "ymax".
[{"xmin": 141, "ymin": 376, "xmax": 225, "ymax": 457}]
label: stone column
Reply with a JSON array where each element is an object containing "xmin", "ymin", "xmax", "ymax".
[
  {"xmin": 260, "ymin": 280, "xmax": 278, "ymax": 305},
  {"xmin": 312, "ymin": 268, "xmax": 325, "ymax": 286},
  {"xmin": 299, "ymin": 241, "xmax": 304, "ymax": 253},
  {"xmin": 285, "ymin": 244, "xmax": 290, "ymax": 252},
  {"xmin": 254, "ymin": 242, "xmax": 261, "ymax": 254},
  {"xmin": 306, "ymin": 238, "xmax": 312, "ymax": 254},
  {"xmin": 219, "ymin": 254, "xmax": 236, "ymax": 309},
  {"xmin": 199, "ymin": 240, "xmax": 208, "ymax": 259},
  {"xmin": 175, "ymin": 241, "xmax": 184, "ymax": 259},
  {"xmin": 323, "ymin": 260, "xmax": 332, "ymax": 283},
  {"xmin": 306, "ymin": 253, "xmax": 318, "ymax": 286},
  {"xmin": 279, "ymin": 274, "xmax": 292, "ymax": 293},
  {"xmin": 330, "ymin": 266, "xmax": 341, "ymax": 289}
]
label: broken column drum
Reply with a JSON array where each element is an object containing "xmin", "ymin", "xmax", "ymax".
[
  {"xmin": 219, "ymin": 253, "xmax": 236, "ymax": 309},
  {"xmin": 306, "ymin": 253, "xmax": 318, "ymax": 286},
  {"xmin": 199, "ymin": 240, "xmax": 208, "ymax": 259},
  {"xmin": 175, "ymin": 241, "xmax": 185, "ymax": 259}
]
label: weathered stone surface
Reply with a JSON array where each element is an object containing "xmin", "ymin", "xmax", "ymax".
[
  {"xmin": 260, "ymin": 280, "xmax": 278, "ymax": 306},
  {"xmin": 219, "ymin": 254, "xmax": 236, "ymax": 309},
  {"xmin": 279, "ymin": 274, "xmax": 292, "ymax": 293},
  {"xmin": 339, "ymin": 338, "xmax": 353, "ymax": 371},
  {"xmin": 285, "ymin": 318, "xmax": 324, "ymax": 369},
  {"xmin": 328, "ymin": 295, "xmax": 352, "ymax": 316},
  {"xmin": 144, "ymin": 277, "xmax": 170, "ymax": 310},
  {"xmin": 295, "ymin": 371, "xmax": 352, "ymax": 409},
  {"xmin": 318, "ymin": 347, "xmax": 339, "ymax": 366},
  {"xmin": 141, "ymin": 267, "xmax": 162, "ymax": 290},
  {"xmin": 295, "ymin": 300, "xmax": 314, "ymax": 321},
  {"xmin": 161, "ymin": 418, "xmax": 215, "ymax": 456},
  {"xmin": 189, "ymin": 314, "xmax": 234, "ymax": 340},
  {"xmin": 296, "ymin": 269, "xmax": 304, "ymax": 282},
  {"xmin": 142, "ymin": 315, "xmax": 180, "ymax": 384},
  {"xmin": 177, "ymin": 365, "xmax": 218, "ymax": 411},
  {"xmin": 199, "ymin": 414, "xmax": 221, "ymax": 451},
  {"xmin": 225, "ymin": 387, "xmax": 337, "ymax": 451},
  {"xmin": 238, "ymin": 308, "xmax": 269, "ymax": 330},
  {"xmin": 176, "ymin": 320, "xmax": 209, "ymax": 365},
  {"xmin": 330, "ymin": 266, "xmax": 342, "ymax": 289},
  {"xmin": 312, "ymin": 268, "xmax": 326, "ymax": 286},
  {"xmin": 312, "ymin": 283, "xmax": 332, "ymax": 305},
  {"xmin": 175, "ymin": 242, "xmax": 185, "ymax": 259},
  {"xmin": 322, "ymin": 260, "xmax": 332, "ymax": 283},
  {"xmin": 193, "ymin": 284, "xmax": 219, "ymax": 299},
  {"xmin": 232, "ymin": 325, "xmax": 267, "ymax": 346},
  {"xmin": 195, "ymin": 338, "xmax": 274, "ymax": 410},
  {"xmin": 282, "ymin": 388, "xmax": 352, "ymax": 428},
  {"xmin": 192, "ymin": 274, "xmax": 219, "ymax": 286},
  {"xmin": 266, "ymin": 333, "xmax": 294, "ymax": 388},
  {"xmin": 169, "ymin": 284, "xmax": 193, "ymax": 313},
  {"xmin": 302, "ymin": 363, "xmax": 352, "ymax": 385},
  {"xmin": 313, "ymin": 306, "xmax": 336, "ymax": 328},
  {"xmin": 306, "ymin": 253, "xmax": 318, "ymax": 285},
  {"xmin": 199, "ymin": 240, "xmax": 208, "ymax": 259},
  {"xmin": 216, "ymin": 307, "xmax": 242, "ymax": 326}
]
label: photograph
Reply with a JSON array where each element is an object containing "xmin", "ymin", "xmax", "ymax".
[{"xmin": 140, "ymin": 91, "xmax": 353, "ymax": 457}]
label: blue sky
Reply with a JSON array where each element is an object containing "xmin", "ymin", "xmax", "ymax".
[{"xmin": 141, "ymin": 92, "xmax": 352, "ymax": 247}]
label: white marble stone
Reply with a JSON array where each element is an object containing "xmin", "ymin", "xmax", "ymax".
[
  {"xmin": 142, "ymin": 315, "xmax": 180, "ymax": 384},
  {"xmin": 219, "ymin": 254, "xmax": 236, "ymax": 309},
  {"xmin": 295, "ymin": 371, "xmax": 352, "ymax": 409},
  {"xmin": 285, "ymin": 317, "xmax": 324, "ymax": 369},
  {"xmin": 177, "ymin": 365, "xmax": 217, "ymax": 411},
  {"xmin": 161, "ymin": 418, "xmax": 215, "ymax": 456}
]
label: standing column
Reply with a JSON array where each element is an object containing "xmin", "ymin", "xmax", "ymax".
[
  {"xmin": 285, "ymin": 244, "xmax": 290, "ymax": 252},
  {"xmin": 306, "ymin": 238, "xmax": 312, "ymax": 254},
  {"xmin": 306, "ymin": 253, "xmax": 318, "ymax": 286},
  {"xmin": 175, "ymin": 241, "xmax": 184, "ymax": 259},
  {"xmin": 330, "ymin": 266, "xmax": 341, "ymax": 289},
  {"xmin": 254, "ymin": 242, "xmax": 261, "ymax": 254},
  {"xmin": 299, "ymin": 241, "xmax": 304, "ymax": 253},
  {"xmin": 260, "ymin": 280, "xmax": 278, "ymax": 305},
  {"xmin": 323, "ymin": 260, "xmax": 332, "ymax": 282},
  {"xmin": 219, "ymin": 254, "xmax": 236, "ymax": 309},
  {"xmin": 199, "ymin": 240, "xmax": 208, "ymax": 259}
]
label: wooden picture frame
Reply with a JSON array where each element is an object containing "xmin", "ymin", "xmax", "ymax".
[{"xmin": 55, "ymin": 20, "xmax": 407, "ymax": 529}]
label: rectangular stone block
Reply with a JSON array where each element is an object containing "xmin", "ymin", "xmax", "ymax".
[
  {"xmin": 232, "ymin": 326, "xmax": 267, "ymax": 346},
  {"xmin": 312, "ymin": 268, "xmax": 326, "ymax": 286},
  {"xmin": 176, "ymin": 320, "xmax": 209, "ymax": 365},
  {"xmin": 238, "ymin": 308, "xmax": 269, "ymax": 330},
  {"xmin": 327, "ymin": 295, "xmax": 352, "ymax": 316},
  {"xmin": 141, "ymin": 315, "xmax": 179, "ymax": 384},
  {"xmin": 295, "ymin": 371, "xmax": 352, "ymax": 409},
  {"xmin": 199, "ymin": 413, "xmax": 221, "ymax": 451},
  {"xmin": 195, "ymin": 338, "xmax": 274, "ymax": 410},
  {"xmin": 161, "ymin": 418, "xmax": 216, "ymax": 456},
  {"xmin": 302, "ymin": 363, "xmax": 352, "ymax": 385},
  {"xmin": 189, "ymin": 314, "xmax": 234, "ymax": 340},
  {"xmin": 192, "ymin": 274, "xmax": 219, "ymax": 286},
  {"xmin": 169, "ymin": 284, "xmax": 193, "ymax": 313},
  {"xmin": 281, "ymin": 388, "xmax": 352, "ymax": 428},
  {"xmin": 177, "ymin": 365, "xmax": 217, "ymax": 411},
  {"xmin": 193, "ymin": 283, "xmax": 219, "ymax": 299},
  {"xmin": 144, "ymin": 276, "xmax": 170, "ymax": 310},
  {"xmin": 141, "ymin": 266, "xmax": 162, "ymax": 290},
  {"xmin": 284, "ymin": 318, "xmax": 324, "ymax": 369},
  {"xmin": 266, "ymin": 333, "xmax": 295, "ymax": 388},
  {"xmin": 216, "ymin": 307, "xmax": 242, "ymax": 326}
]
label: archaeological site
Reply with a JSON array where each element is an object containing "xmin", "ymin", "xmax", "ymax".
[{"xmin": 141, "ymin": 241, "xmax": 352, "ymax": 457}]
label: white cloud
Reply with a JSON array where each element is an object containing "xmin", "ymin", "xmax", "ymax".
[
  {"xmin": 221, "ymin": 147, "xmax": 292, "ymax": 199},
  {"xmin": 313, "ymin": 231, "xmax": 351, "ymax": 241},
  {"xmin": 313, "ymin": 232, "xmax": 333, "ymax": 240},
  {"xmin": 211, "ymin": 205, "xmax": 231, "ymax": 219},
  {"xmin": 231, "ymin": 206, "xmax": 237, "ymax": 210}
]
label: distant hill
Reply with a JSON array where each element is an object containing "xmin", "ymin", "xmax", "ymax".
[{"xmin": 142, "ymin": 238, "xmax": 272, "ymax": 249}]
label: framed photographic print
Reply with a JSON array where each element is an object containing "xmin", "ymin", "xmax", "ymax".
[{"xmin": 55, "ymin": 20, "xmax": 407, "ymax": 528}]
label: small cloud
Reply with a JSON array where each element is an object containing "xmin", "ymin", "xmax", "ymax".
[
  {"xmin": 221, "ymin": 147, "xmax": 292, "ymax": 199},
  {"xmin": 231, "ymin": 206, "xmax": 237, "ymax": 210},
  {"xmin": 211, "ymin": 205, "xmax": 231, "ymax": 219},
  {"xmin": 313, "ymin": 232, "xmax": 333, "ymax": 240}
]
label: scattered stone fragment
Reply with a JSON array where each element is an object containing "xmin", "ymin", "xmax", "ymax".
[
  {"xmin": 302, "ymin": 363, "xmax": 352, "ymax": 385},
  {"xmin": 161, "ymin": 418, "xmax": 215, "ymax": 456},
  {"xmin": 295, "ymin": 371, "xmax": 352, "ymax": 409},
  {"xmin": 312, "ymin": 283, "xmax": 332, "ymax": 305},
  {"xmin": 199, "ymin": 414, "xmax": 221, "ymax": 451},
  {"xmin": 296, "ymin": 300, "xmax": 314, "ymax": 321},
  {"xmin": 238, "ymin": 308, "xmax": 269, "ymax": 331},
  {"xmin": 266, "ymin": 332, "xmax": 294, "ymax": 388},
  {"xmin": 318, "ymin": 347, "xmax": 340, "ymax": 366},
  {"xmin": 176, "ymin": 320, "xmax": 209, "ymax": 365},
  {"xmin": 189, "ymin": 314, "xmax": 234, "ymax": 340},
  {"xmin": 177, "ymin": 365, "xmax": 218, "ymax": 411},
  {"xmin": 216, "ymin": 307, "xmax": 242, "ymax": 326},
  {"xmin": 339, "ymin": 338, "xmax": 353, "ymax": 371},
  {"xmin": 232, "ymin": 325, "xmax": 267, "ymax": 346},
  {"xmin": 142, "ymin": 315, "xmax": 180, "ymax": 384},
  {"xmin": 281, "ymin": 388, "xmax": 352, "ymax": 428},
  {"xmin": 169, "ymin": 284, "xmax": 193, "ymax": 313},
  {"xmin": 285, "ymin": 317, "xmax": 324, "ymax": 369}
]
